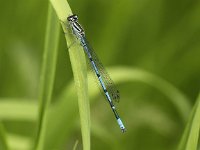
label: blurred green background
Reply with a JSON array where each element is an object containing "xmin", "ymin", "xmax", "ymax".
[{"xmin": 0, "ymin": 0, "xmax": 200, "ymax": 149}]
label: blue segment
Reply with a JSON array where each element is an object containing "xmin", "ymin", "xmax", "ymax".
[
  {"xmin": 105, "ymin": 91, "xmax": 112, "ymax": 102},
  {"xmin": 117, "ymin": 118, "xmax": 126, "ymax": 132},
  {"xmin": 98, "ymin": 76, "xmax": 106, "ymax": 90},
  {"xmin": 91, "ymin": 60, "xmax": 100, "ymax": 75}
]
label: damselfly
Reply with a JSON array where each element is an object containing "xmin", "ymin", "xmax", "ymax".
[{"xmin": 67, "ymin": 14, "xmax": 126, "ymax": 133}]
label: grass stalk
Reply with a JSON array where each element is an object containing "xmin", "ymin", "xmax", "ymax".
[
  {"xmin": 49, "ymin": 0, "xmax": 90, "ymax": 150},
  {"xmin": 178, "ymin": 93, "xmax": 200, "ymax": 150},
  {"xmin": 0, "ymin": 124, "xmax": 8, "ymax": 150},
  {"xmin": 35, "ymin": 4, "xmax": 60, "ymax": 150}
]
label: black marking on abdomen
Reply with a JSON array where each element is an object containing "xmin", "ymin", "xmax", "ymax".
[
  {"xmin": 82, "ymin": 43, "xmax": 87, "ymax": 47},
  {"xmin": 96, "ymin": 73, "xmax": 100, "ymax": 78}
]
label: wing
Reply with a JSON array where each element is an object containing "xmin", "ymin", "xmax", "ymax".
[{"xmin": 83, "ymin": 37, "xmax": 120, "ymax": 102}]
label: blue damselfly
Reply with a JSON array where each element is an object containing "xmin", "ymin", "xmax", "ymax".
[{"xmin": 67, "ymin": 14, "xmax": 126, "ymax": 132}]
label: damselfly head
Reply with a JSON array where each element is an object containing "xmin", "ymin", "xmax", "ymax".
[{"xmin": 67, "ymin": 14, "xmax": 78, "ymax": 22}]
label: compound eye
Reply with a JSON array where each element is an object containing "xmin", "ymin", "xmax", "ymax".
[
  {"xmin": 73, "ymin": 15, "xmax": 78, "ymax": 20},
  {"xmin": 67, "ymin": 17, "xmax": 72, "ymax": 21}
]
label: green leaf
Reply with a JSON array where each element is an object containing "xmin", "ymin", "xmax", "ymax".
[
  {"xmin": 0, "ymin": 124, "xmax": 8, "ymax": 150},
  {"xmin": 0, "ymin": 99, "xmax": 37, "ymax": 121},
  {"xmin": 49, "ymin": 0, "xmax": 90, "ymax": 150},
  {"xmin": 73, "ymin": 140, "xmax": 79, "ymax": 150},
  {"xmin": 178, "ymin": 93, "xmax": 200, "ymax": 150},
  {"xmin": 7, "ymin": 133, "xmax": 32, "ymax": 150},
  {"xmin": 35, "ymin": 4, "xmax": 60, "ymax": 150}
]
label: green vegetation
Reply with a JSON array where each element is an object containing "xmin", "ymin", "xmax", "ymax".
[{"xmin": 0, "ymin": 0, "xmax": 199, "ymax": 149}]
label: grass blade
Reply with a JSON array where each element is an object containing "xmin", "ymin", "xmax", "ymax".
[
  {"xmin": 35, "ymin": 4, "xmax": 60, "ymax": 150},
  {"xmin": 73, "ymin": 140, "xmax": 79, "ymax": 150},
  {"xmin": 0, "ymin": 99, "xmax": 37, "ymax": 121},
  {"xmin": 7, "ymin": 134, "xmax": 32, "ymax": 150},
  {"xmin": 178, "ymin": 93, "xmax": 200, "ymax": 150},
  {"xmin": 0, "ymin": 124, "xmax": 8, "ymax": 150},
  {"xmin": 50, "ymin": 0, "xmax": 90, "ymax": 149}
]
